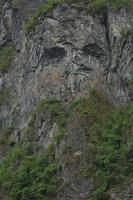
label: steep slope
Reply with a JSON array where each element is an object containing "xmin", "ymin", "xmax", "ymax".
[
  {"xmin": 0, "ymin": 0, "xmax": 133, "ymax": 200},
  {"xmin": 0, "ymin": 91, "xmax": 133, "ymax": 200},
  {"xmin": 0, "ymin": 0, "xmax": 133, "ymax": 129}
]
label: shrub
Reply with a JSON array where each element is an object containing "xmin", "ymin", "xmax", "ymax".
[
  {"xmin": 77, "ymin": 94, "xmax": 133, "ymax": 199},
  {"xmin": 1, "ymin": 92, "xmax": 132, "ymax": 200},
  {"xmin": 0, "ymin": 145, "xmax": 60, "ymax": 200}
]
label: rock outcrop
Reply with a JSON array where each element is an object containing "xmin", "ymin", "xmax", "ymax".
[{"xmin": 0, "ymin": 1, "xmax": 132, "ymax": 128}]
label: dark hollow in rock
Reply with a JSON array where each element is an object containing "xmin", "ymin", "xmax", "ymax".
[
  {"xmin": 44, "ymin": 47, "xmax": 66, "ymax": 60},
  {"xmin": 83, "ymin": 43, "xmax": 104, "ymax": 58}
]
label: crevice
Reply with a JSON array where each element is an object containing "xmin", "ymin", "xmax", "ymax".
[
  {"xmin": 102, "ymin": 10, "xmax": 116, "ymax": 104},
  {"xmin": 103, "ymin": 10, "xmax": 111, "ymax": 73}
]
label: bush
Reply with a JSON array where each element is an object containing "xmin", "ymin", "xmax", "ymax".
[
  {"xmin": 1, "ymin": 92, "xmax": 132, "ymax": 200},
  {"xmin": 0, "ymin": 145, "xmax": 60, "ymax": 200},
  {"xmin": 76, "ymin": 93, "xmax": 133, "ymax": 199}
]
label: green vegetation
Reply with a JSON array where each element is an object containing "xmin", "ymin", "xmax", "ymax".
[
  {"xmin": 70, "ymin": 96, "xmax": 85, "ymax": 111},
  {"xmin": 121, "ymin": 27, "xmax": 133, "ymax": 38},
  {"xmin": 25, "ymin": 97, "xmax": 67, "ymax": 154},
  {"xmin": 39, "ymin": 98, "xmax": 67, "ymax": 148},
  {"xmin": 0, "ymin": 98, "xmax": 66, "ymax": 200},
  {"xmin": 0, "ymin": 45, "xmax": 15, "ymax": 72},
  {"xmin": 25, "ymin": 0, "xmax": 133, "ymax": 32},
  {"xmin": 25, "ymin": 0, "xmax": 64, "ymax": 32},
  {"xmin": 88, "ymin": 0, "xmax": 133, "ymax": 13},
  {"xmin": 0, "ymin": 92, "xmax": 132, "ymax": 199},
  {"xmin": 0, "ymin": 145, "xmax": 60, "ymax": 200},
  {"xmin": 88, "ymin": 0, "xmax": 108, "ymax": 13},
  {"xmin": 127, "ymin": 78, "xmax": 133, "ymax": 86},
  {"xmin": 11, "ymin": 0, "xmax": 19, "ymax": 8},
  {"xmin": 0, "ymin": 98, "xmax": 67, "ymax": 200},
  {"xmin": 70, "ymin": 91, "xmax": 133, "ymax": 200}
]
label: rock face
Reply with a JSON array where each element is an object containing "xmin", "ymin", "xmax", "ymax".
[
  {"xmin": 0, "ymin": 1, "xmax": 133, "ymax": 200},
  {"xmin": 0, "ymin": 2, "xmax": 133, "ymax": 129}
]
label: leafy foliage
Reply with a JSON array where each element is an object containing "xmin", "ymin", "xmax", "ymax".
[
  {"xmin": 0, "ymin": 92, "xmax": 132, "ymax": 199},
  {"xmin": 72, "ymin": 91, "xmax": 133, "ymax": 199},
  {"xmin": 0, "ymin": 146, "xmax": 60, "ymax": 200},
  {"xmin": 0, "ymin": 98, "xmax": 67, "ymax": 200}
]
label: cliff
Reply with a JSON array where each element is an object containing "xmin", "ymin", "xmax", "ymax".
[{"xmin": 0, "ymin": 0, "xmax": 133, "ymax": 200}]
